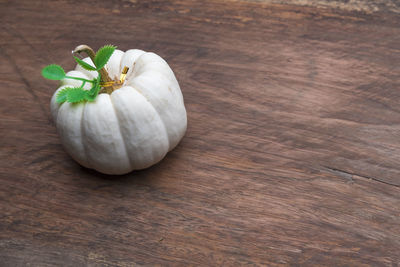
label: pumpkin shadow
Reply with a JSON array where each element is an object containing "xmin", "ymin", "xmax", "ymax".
[
  {"xmin": 77, "ymin": 157, "xmax": 170, "ymax": 185},
  {"xmin": 79, "ymin": 167, "xmax": 142, "ymax": 181}
]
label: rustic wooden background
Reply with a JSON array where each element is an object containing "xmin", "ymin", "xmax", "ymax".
[{"xmin": 1, "ymin": 0, "xmax": 400, "ymax": 265}]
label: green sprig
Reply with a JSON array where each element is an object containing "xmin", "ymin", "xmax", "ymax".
[{"xmin": 42, "ymin": 45, "xmax": 116, "ymax": 104}]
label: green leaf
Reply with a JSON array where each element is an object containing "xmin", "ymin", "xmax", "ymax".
[
  {"xmin": 73, "ymin": 56, "xmax": 97, "ymax": 71},
  {"xmin": 56, "ymin": 87, "xmax": 91, "ymax": 103},
  {"xmin": 66, "ymin": 87, "xmax": 89, "ymax": 103},
  {"xmin": 94, "ymin": 45, "xmax": 116, "ymax": 70},
  {"xmin": 42, "ymin": 64, "xmax": 66, "ymax": 80},
  {"xmin": 56, "ymin": 88, "xmax": 69, "ymax": 103}
]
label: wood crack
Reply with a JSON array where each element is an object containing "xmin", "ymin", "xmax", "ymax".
[
  {"xmin": 1, "ymin": 25, "xmax": 49, "ymax": 63},
  {"xmin": 323, "ymin": 166, "xmax": 400, "ymax": 188},
  {"xmin": 0, "ymin": 46, "xmax": 51, "ymax": 123}
]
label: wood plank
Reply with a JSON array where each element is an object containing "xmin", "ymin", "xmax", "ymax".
[{"xmin": 0, "ymin": 0, "xmax": 399, "ymax": 265}]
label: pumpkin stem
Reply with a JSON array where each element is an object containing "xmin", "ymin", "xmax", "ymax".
[{"xmin": 72, "ymin": 44, "xmax": 114, "ymax": 94}]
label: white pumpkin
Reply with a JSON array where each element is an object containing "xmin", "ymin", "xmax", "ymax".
[{"xmin": 50, "ymin": 49, "xmax": 187, "ymax": 175}]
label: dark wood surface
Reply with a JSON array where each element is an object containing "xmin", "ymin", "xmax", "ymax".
[{"xmin": 1, "ymin": 0, "xmax": 400, "ymax": 265}]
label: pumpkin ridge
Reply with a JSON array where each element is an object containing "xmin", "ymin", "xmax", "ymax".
[
  {"xmin": 119, "ymin": 49, "xmax": 147, "ymax": 84},
  {"xmin": 129, "ymin": 85, "xmax": 171, "ymax": 151},
  {"xmin": 108, "ymin": 94, "xmax": 133, "ymax": 170},
  {"xmin": 79, "ymin": 102, "xmax": 91, "ymax": 169},
  {"xmin": 146, "ymin": 95, "xmax": 171, "ymax": 151}
]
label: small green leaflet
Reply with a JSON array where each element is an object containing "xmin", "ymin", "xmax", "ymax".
[
  {"xmin": 66, "ymin": 87, "xmax": 89, "ymax": 103},
  {"xmin": 42, "ymin": 64, "xmax": 66, "ymax": 80},
  {"xmin": 56, "ymin": 87, "xmax": 87, "ymax": 103},
  {"xmin": 73, "ymin": 56, "xmax": 97, "ymax": 71},
  {"xmin": 94, "ymin": 45, "xmax": 116, "ymax": 70},
  {"xmin": 56, "ymin": 88, "xmax": 69, "ymax": 103},
  {"xmin": 56, "ymin": 87, "xmax": 93, "ymax": 103}
]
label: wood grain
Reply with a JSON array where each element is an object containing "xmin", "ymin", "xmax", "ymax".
[
  {"xmin": 242, "ymin": 0, "xmax": 400, "ymax": 14},
  {"xmin": 1, "ymin": 0, "xmax": 400, "ymax": 265}
]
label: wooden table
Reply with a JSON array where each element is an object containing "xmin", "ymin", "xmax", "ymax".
[{"xmin": 1, "ymin": 0, "xmax": 399, "ymax": 265}]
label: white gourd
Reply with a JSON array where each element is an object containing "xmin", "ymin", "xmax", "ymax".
[{"xmin": 50, "ymin": 49, "xmax": 187, "ymax": 175}]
